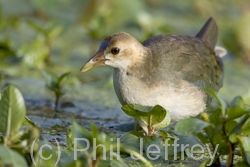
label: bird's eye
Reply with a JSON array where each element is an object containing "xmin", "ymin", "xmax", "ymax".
[{"xmin": 111, "ymin": 47, "xmax": 120, "ymax": 55}]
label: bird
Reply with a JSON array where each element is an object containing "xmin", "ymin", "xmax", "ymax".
[{"xmin": 80, "ymin": 17, "xmax": 224, "ymax": 121}]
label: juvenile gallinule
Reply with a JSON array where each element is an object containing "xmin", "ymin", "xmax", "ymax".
[{"xmin": 80, "ymin": 17, "xmax": 224, "ymax": 121}]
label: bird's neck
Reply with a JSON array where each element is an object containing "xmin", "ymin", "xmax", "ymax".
[{"xmin": 115, "ymin": 47, "xmax": 159, "ymax": 87}]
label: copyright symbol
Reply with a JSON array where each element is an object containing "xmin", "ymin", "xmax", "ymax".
[{"xmin": 30, "ymin": 138, "xmax": 61, "ymax": 166}]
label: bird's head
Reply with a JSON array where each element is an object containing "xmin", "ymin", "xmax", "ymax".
[{"xmin": 80, "ymin": 32, "xmax": 144, "ymax": 72}]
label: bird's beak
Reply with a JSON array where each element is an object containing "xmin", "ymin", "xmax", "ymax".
[{"xmin": 80, "ymin": 50, "xmax": 106, "ymax": 72}]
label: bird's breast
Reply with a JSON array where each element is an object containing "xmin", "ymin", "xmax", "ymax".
[{"xmin": 113, "ymin": 69, "xmax": 207, "ymax": 121}]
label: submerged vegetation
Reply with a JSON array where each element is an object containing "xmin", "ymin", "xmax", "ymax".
[{"xmin": 0, "ymin": 0, "xmax": 250, "ymax": 166}]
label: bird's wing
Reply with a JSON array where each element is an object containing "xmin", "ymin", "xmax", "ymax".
[
  {"xmin": 173, "ymin": 36, "xmax": 223, "ymax": 93},
  {"xmin": 143, "ymin": 35, "xmax": 224, "ymax": 93}
]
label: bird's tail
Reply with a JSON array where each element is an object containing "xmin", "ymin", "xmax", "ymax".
[
  {"xmin": 215, "ymin": 46, "xmax": 227, "ymax": 58},
  {"xmin": 196, "ymin": 17, "xmax": 227, "ymax": 58},
  {"xmin": 196, "ymin": 17, "xmax": 218, "ymax": 50}
]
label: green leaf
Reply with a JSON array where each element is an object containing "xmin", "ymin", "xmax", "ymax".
[
  {"xmin": 47, "ymin": 25, "xmax": 63, "ymax": 39},
  {"xmin": 159, "ymin": 130, "xmax": 172, "ymax": 140},
  {"xmin": 167, "ymin": 135, "xmax": 200, "ymax": 156},
  {"xmin": 121, "ymin": 104, "xmax": 148, "ymax": 117},
  {"xmin": 109, "ymin": 159, "xmax": 127, "ymax": 167},
  {"xmin": 233, "ymin": 160, "xmax": 250, "ymax": 167},
  {"xmin": 18, "ymin": 39, "xmax": 49, "ymax": 67},
  {"xmin": 122, "ymin": 104, "xmax": 170, "ymax": 135},
  {"xmin": 133, "ymin": 104, "xmax": 152, "ymax": 112},
  {"xmin": 149, "ymin": 105, "xmax": 171, "ymax": 130},
  {"xmin": 175, "ymin": 118, "xmax": 210, "ymax": 137},
  {"xmin": 23, "ymin": 116, "xmax": 36, "ymax": 126},
  {"xmin": 143, "ymin": 135, "xmax": 165, "ymax": 160},
  {"xmin": 58, "ymin": 72, "xmax": 70, "ymax": 88},
  {"xmin": 34, "ymin": 141, "xmax": 59, "ymax": 167},
  {"xmin": 240, "ymin": 117, "xmax": 250, "ymax": 136},
  {"xmin": 120, "ymin": 133, "xmax": 141, "ymax": 152},
  {"xmin": 199, "ymin": 159, "xmax": 212, "ymax": 167},
  {"xmin": 57, "ymin": 150, "xmax": 87, "ymax": 167},
  {"xmin": 230, "ymin": 96, "xmax": 245, "ymax": 108},
  {"xmin": 208, "ymin": 109, "xmax": 223, "ymax": 126},
  {"xmin": 123, "ymin": 147, "xmax": 153, "ymax": 167},
  {"xmin": 227, "ymin": 106, "xmax": 248, "ymax": 120},
  {"xmin": 90, "ymin": 122, "xmax": 111, "ymax": 151},
  {"xmin": 0, "ymin": 145, "xmax": 28, "ymax": 167},
  {"xmin": 120, "ymin": 133, "xmax": 140, "ymax": 144},
  {"xmin": 196, "ymin": 132, "xmax": 209, "ymax": 143},
  {"xmin": 238, "ymin": 136, "xmax": 250, "ymax": 165},
  {"xmin": 122, "ymin": 104, "xmax": 151, "ymax": 134},
  {"xmin": 212, "ymin": 132, "xmax": 228, "ymax": 155},
  {"xmin": 27, "ymin": 21, "xmax": 45, "ymax": 34},
  {"xmin": 67, "ymin": 126, "xmax": 74, "ymax": 150},
  {"xmin": 225, "ymin": 120, "xmax": 237, "ymax": 135},
  {"xmin": 0, "ymin": 85, "xmax": 26, "ymax": 137},
  {"xmin": 39, "ymin": 69, "xmax": 58, "ymax": 88},
  {"xmin": 0, "ymin": 40, "xmax": 15, "ymax": 58},
  {"xmin": 128, "ymin": 131, "xmax": 145, "ymax": 137},
  {"xmin": 244, "ymin": 105, "xmax": 250, "ymax": 112},
  {"xmin": 203, "ymin": 125, "xmax": 215, "ymax": 140},
  {"xmin": 230, "ymin": 115, "xmax": 250, "ymax": 135},
  {"xmin": 70, "ymin": 118, "xmax": 92, "ymax": 149},
  {"xmin": 227, "ymin": 96, "xmax": 248, "ymax": 120},
  {"xmin": 229, "ymin": 133, "xmax": 238, "ymax": 143},
  {"xmin": 90, "ymin": 122, "xmax": 99, "ymax": 139},
  {"xmin": 205, "ymin": 88, "xmax": 227, "ymax": 116}
]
